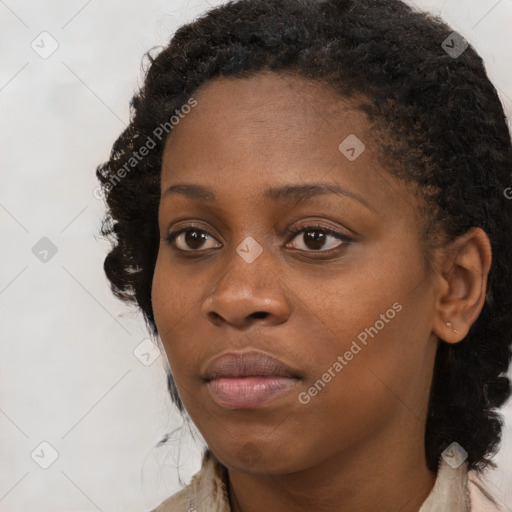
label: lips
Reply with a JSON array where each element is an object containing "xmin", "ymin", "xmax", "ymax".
[
  {"xmin": 202, "ymin": 350, "xmax": 301, "ymax": 381},
  {"xmin": 202, "ymin": 350, "xmax": 301, "ymax": 409}
]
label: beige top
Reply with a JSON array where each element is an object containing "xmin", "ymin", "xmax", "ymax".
[{"xmin": 150, "ymin": 448, "xmax": 498, "ymax": 512}]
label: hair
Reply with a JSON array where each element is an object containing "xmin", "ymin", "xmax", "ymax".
[{"xmin": 96, "ymin": 0, "xmax": 512, "ymax": 477}]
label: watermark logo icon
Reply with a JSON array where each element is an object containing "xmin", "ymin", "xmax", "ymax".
[
  {"xmin": 441, "ymin": 441, "xmax": 468, "ymax": 469},
  {"xmin": 31, "ymin": 32, "xmax": 59, "ymax": 59},
  {"xmin": 338, "ymin": 134, "xmax": 365, "ymax": 161},
  {"xmin": 236, "ymin": 236, "xmax": 263, "ymax": 263},
  {"xmin": 442, "ymin": 31, "xmax": 468, "ymax": 59},
  {"xmin": 93, "ymin": 186, "xmax": 105, "ymax": 200},
  {"xmin": 236, "ymin": 442, "xmax": 262, "ymax": 467},
  {"xmin": 133, "ymin": 338, "xmax": 161, "ymax": 366},
  {"xmin": 31, "ymin": 441, "xmax": 59, "ymax": 469},
  {"xmin": 32, "ymin": 237, "xmax": 58, "ymax": 263}
]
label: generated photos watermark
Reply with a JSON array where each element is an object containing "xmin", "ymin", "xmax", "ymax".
[
  {"xmin": 298, "ymin": 301, "xmax": 403, "ymax": 405},
  {"xmin": 93, "ymin": 96, "xmax": 198, "ymax": 200}
]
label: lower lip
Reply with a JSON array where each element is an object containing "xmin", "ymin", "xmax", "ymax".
[{"xmin": 206, "ymin": 376, "xmax": 299, "ymax": 409}]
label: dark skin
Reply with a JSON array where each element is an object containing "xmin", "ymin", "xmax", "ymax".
[{"xmin": 151, "ymin": 72, "xmax": 492, "ymax": 512}]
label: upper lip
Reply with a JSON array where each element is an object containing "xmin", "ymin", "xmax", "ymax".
[{"xmin": 202, "ymin": 350, "xmax": 301, "ymax": 381}]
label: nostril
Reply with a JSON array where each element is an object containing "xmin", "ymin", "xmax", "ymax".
[
  {"xmin": 251, "ymin": 311, "xmax": 268, "ymax": 319},
  {"xmin": 207, "ymin": 312, "xmax": 222, "ymax": 322}
]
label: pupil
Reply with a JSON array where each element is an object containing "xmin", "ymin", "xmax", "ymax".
[
  {"xmin": 305, "ymin": 230, "xmax": 325, "ymax": 250},
  {"xmin": 186, "ymin": 230, "xmax": 206, "ymax": 249}
]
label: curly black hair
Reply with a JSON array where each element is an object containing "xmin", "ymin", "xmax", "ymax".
[{"xmin": 96, "ymin": 0, "xmax": 512, "ymax": 475}]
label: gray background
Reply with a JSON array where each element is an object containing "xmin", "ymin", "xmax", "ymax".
[{"xmin": 1, "ymin": 1, "xmax": 511, "ymax": 511}]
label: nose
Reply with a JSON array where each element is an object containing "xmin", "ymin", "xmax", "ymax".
[{"xmin": 201, "ymin": 246, "xmax": 291, "ymax": 329}]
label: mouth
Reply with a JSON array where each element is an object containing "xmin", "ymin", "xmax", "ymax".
[
  {"xmin": 206, "ymin": 376, "xmax": 299, "ymax": 409},
  {"xmin": 202, "ymin": 350, "xmax": 301, "ymax": 409}
]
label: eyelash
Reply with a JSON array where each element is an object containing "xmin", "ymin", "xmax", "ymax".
[{"xmin": 165, "ymin": 223, "xmax": 352, "ymax": 256}]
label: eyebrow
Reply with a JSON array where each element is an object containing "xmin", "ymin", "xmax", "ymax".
[{"xmin": 163, "ymin": 182, "xmax": 374, "ymax": 212}]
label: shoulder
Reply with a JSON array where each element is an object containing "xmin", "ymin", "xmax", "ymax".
[
  {"xmin": 418, "ymin": 455, "xmax": 505, "ymax": 512},
  {"xmin": 468, "ymin": 468, "xmax": 507, "ymax": 512},
  {"xmin": 149, "ymin": 449, "xmax": 231, "ymax": 512}
]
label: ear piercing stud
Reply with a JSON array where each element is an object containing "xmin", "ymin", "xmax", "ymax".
[{"xmin": 447, "ymin": 322, "xmax": 460, "ymax": 335}]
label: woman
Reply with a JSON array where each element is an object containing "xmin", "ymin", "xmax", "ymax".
[{"xmin": 96, "ymin": 0, "xmax": 512, "ymax": 510}]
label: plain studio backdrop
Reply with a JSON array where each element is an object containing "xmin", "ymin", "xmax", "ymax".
[{"xmin": 1, "ymin": 1, "xmax": 511, "ymax": 511}]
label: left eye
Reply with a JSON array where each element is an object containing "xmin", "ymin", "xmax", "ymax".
[
  {"xmin": 166, "ymin": 227, "xmax": 221, "ymax": 252},
  {"xmin": 285, "ymin": 225, "xmax": 351, "ymax": 252}
]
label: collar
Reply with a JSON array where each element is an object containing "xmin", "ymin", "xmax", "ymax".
[
  {"xmin": 419, "ymin": 455, "xmax": 471, "ymax": 512},
  {"xmin": 152, "ymin": 449, "xmax": 473, "ymax": 512}
]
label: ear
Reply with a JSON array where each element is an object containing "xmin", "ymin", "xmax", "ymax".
[{"xmin": 432, "ymin": 227, "xmax": 492, "ymax": 344}]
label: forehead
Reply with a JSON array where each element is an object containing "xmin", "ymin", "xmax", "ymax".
[
  {"xmin": 164, "ymin": 72, "xmax": 368, "ymax": 145},
  {"xmin": 162, "ymin": 72, "xmax": 416, "ymax": 215}
]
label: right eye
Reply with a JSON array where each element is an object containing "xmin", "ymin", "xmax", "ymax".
[{"xmin": 165, "ymin": 226, "xmax": 222, "ymax": 252}]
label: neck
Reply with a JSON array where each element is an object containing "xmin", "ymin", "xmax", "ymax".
[{"xmin": 226, "ymin": 416, "xmax": 436, "ymax": 512}]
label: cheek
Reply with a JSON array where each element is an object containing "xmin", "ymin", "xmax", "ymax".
[
  {"xmin": 151, "ymin": 252, "xmax": 223, "ymax": 396},
  {"xmin": 151, "ymin": 252, "xmax": 199, "ymax": 327},
  {"xmin": 289, "ymin": 304, "xmax": 432, "ymax": 465},
  {"xmin": 294, "ymin": 245, "xmax": 433, "ymax": 408},
  {"xmin": 151, "ymin": 256, "xmax": 172, "ymax": 330},
  {"xmin": 151, "ymin": 255, "xmax": 198, "ymax": 367}
]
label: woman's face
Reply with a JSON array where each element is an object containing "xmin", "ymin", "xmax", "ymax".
[{"xmin": 152, "ymin": 72, "xmax": 440, "ymax": 473}]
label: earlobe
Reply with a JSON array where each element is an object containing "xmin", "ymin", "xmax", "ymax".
[
  {"xmin": 434, "ymin": 318, "xmax": 466, "ymax": 344},
  {"xmin": 432, "ymin": 227, "xmax": 492, "ymax": 344},
  {"xmin": 446, "ymin": 322, "xmax": 460, "ymax": 335}
]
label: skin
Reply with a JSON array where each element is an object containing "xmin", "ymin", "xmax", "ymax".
[{"xmin": 151, "ymin": 71, "xmax": 491, "ymax": 512}]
